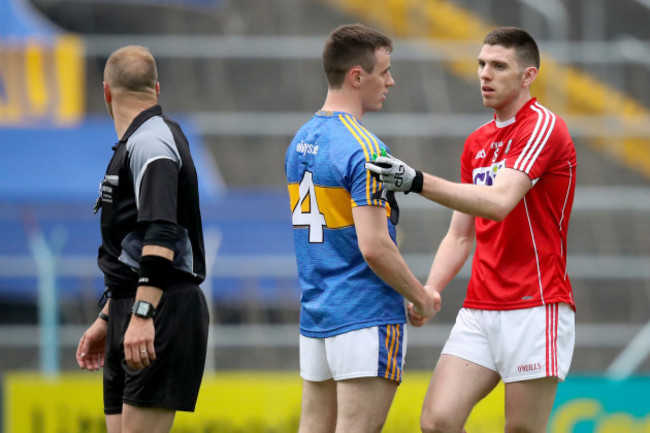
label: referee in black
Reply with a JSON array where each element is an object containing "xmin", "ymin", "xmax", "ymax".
[{"xmin": 76, "ymin": 45, "xmax": 209, "ymax": 433}]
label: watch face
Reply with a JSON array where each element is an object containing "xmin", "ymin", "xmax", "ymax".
[
  {"xmin": 133, "ymin": 300, "xmax": 154, "ymax": 318},
  {"xmin": 136, "ymin": 302, "xmax": 150, "ymax": 316}
]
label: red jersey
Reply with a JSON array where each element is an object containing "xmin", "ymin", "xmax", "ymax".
[{"xmin": 461, "ymin": 98, "xmax": 576, "ymax": 310}]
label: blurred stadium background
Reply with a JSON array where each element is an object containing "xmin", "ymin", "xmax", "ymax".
[{"xmin": 1, "ymin": 0, "xmax": 649, "ymax": 431}]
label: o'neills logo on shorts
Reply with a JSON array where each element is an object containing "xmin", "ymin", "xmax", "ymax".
[{"xmin": 517, "ymin": 363, "xmax": 542, "ymax": 373}]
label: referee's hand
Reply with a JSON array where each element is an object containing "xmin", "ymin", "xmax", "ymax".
[
  {"xmin": 76, "ymin": 319, "xmax": 107, "ymax": 371},
  {"xmin": 124, "ymin": 316, "xmax": 157, "ymax": 370}
]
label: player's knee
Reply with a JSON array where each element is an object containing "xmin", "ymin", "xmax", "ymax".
[
  {"xmin": 371, "ymin": 418, "xmax": 388, "ymax": 433},
  {"xmin": 337, "ymin": 417, "xmax": 386, "ymax": 433},
  {"xmin": 420, "ymin": 411, "xmax": 457, "ymax": 433},
  {"xmin": 504, "ymin": 420, "xmax": 542, "ymax": 433},
  {"xmin": 359, "ymin": 414, "xmax": 388, "ymax": 433}
]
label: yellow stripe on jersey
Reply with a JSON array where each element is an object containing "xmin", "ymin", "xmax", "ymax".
[
  {"xmin": 350, "ymin": 198, "xmax": 392, "ymax": 220},
  {"xmin": 348, "ymin": 116, "xmax": 384, "ymax": 204},
  {"xmin": 339, "ymin": 114, "xmax": 383, "ymax": 206},
  {"xmin": 288, "ymin": 183, "xmax": 355, "ymax": 229},
  {"xmin": 350, "ymin": 115, "xmax": 383, "ymax": 205},
  {"xmin": 343, "ymin": 117, "xmax": 393, "ymax": 218},
  {"xmin": 349, "ymin": 116, "xmax": 382, "ymax": 156}
]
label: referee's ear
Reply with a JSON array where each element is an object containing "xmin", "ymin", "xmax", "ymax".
[{"xmin": 103, "ymin": 81, "xmax": 112, "ymax": 104}]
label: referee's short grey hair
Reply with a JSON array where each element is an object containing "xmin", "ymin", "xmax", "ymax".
[{"xmin": 104, "ymin": 45, "xmax": 159, "ymax": 93}]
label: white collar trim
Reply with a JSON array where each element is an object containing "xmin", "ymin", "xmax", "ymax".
[{"xmin": 495, "ymin": 116, "xmax": 516, "ymax": 128}]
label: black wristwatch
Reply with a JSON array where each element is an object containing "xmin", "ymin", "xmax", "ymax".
[{"xmin": 132, "ymin": 300, "xmax": 157, "ymax": 319}]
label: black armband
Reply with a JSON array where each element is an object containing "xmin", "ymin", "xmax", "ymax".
[
  {"xmin": 138, "ymin": 255, "xmax": 173, "ymax": 290},
  {"xmin": 143, "ymin": 221, "xmax": 178, "ymax": 250},
  {"xmin": 411, "ymin": 170, "xmax": 424, "ymax": 194},
  {"xmin": 98, "ymin": 312, "xmax": 109, "ymax": 322}
]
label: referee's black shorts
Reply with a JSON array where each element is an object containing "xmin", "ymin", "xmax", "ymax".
[{"xmin": 103, "ymin": 281, "xmax": 209, "ymax": 414}]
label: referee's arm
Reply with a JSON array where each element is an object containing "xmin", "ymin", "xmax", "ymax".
[
  {"xmin": 136, "ymin": 244, "xmax": 173, "ymax": 308},
  {"xmin": 123, "ymin": 243, "xmax": 173, "ymax": 369}
]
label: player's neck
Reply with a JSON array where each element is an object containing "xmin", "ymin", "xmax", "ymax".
[
  {"xmin": 321, "ymin": 89, "xmax": 363, "ymax": 120},
  {"xmin": 494, "ymin": 92, "xmax": 532, "ymax": 123}
]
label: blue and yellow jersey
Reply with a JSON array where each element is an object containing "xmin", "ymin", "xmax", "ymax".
[{"xmin": 285, "ymin": 111, "xmax": 406, "ymax": 338}]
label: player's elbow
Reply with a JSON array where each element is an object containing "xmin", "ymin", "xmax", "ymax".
[
  {"xmin": 482, "ymin": 199, "xmax": 514, "ymax": 222},
  {"xmin": 359, "ymin": 243, "xmax": 380, "ymax": 265},
  {"xmin": 358, "ymin": 237, "xmax": 390, "ymax": 266},
  {"xmin": 487, "ymin": 208, "xmax": 508, "ymax": 222}
]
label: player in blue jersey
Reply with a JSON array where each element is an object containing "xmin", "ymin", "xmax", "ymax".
[{"xmin": 285, "ymin": 24, "xmax": 441, "ymax": 433}]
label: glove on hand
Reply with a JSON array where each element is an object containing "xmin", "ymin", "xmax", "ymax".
[{"xmin": 365, "ymin": 154, "xmax": 423, "ymax": 193}]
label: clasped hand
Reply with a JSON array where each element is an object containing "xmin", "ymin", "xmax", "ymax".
[{"xmin": 407, "ymin": 286, "xmax": 442, "ymax": 327}]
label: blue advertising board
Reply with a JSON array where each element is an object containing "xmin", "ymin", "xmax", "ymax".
[{"xmin": 550, "ymin": 376, "xmax": 650, "ymax": 432}]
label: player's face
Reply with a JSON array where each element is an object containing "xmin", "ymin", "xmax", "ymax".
[
  {"xmin": 477, "ymin": 44, "xmax": 527, "ymax": 119},
  {"xmin": 360, "ymin": 47, "xmax": 395, "ymax": 114}
]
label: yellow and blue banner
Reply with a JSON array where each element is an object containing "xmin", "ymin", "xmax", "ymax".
[{"xmin": 0, "ymin": 0, "xmax": 84, "ymax": 126}]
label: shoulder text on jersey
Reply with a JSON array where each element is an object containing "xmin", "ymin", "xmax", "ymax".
[{"xmin": 296, "ymin": 141, "xmax": 319, "ymax": 155}]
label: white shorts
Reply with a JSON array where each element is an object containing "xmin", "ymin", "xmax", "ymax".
[
  {"xmin": 300, "ymin": 324, "xmax": 407, "ymax": 383},
  {"xmin": 441, "ymin": 303, "xmax": 575, "ymax": 383}
]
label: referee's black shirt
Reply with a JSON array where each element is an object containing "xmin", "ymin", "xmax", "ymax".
[{"xmin": 96, "ymin": 105, "xmax": 206, "ymax": 297}]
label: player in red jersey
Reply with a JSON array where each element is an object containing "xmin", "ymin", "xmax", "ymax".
[{"xmin": 366, "ymin": 27, "xmax": 577, "ymax": 433}]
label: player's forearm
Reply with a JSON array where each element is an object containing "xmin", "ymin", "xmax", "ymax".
[
  {"xmin": 420, "ymin": 174, "xmax": 511, "ymax": 221},
  {"xmin": 361, "ymin": 237, "xmax": 429, "ymax": 309},
  {"xmin": 425, "ymin": 232, "xmax": 473, "ymax": 292}
]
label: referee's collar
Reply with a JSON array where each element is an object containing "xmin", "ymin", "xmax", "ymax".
[{"xmin": 118, "ymin": 104, "xmax": 163, "ymax": 145}]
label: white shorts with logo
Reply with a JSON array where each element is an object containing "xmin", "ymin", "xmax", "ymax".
[
  {"xmin": 441, "ymin": 303, "xmax": 575, "ymax": 383},
  {"xmin": 300, "ymin": 324, "xmax": 407, "ymax": 383}
]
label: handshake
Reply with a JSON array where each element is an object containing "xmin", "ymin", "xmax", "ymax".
[{"xmin": 365, "ymin": 152, "xmax": 424, "ymax": 194}]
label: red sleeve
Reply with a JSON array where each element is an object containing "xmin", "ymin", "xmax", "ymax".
[{"xmin": 460, "ymin": 137, "xmax": 474, "ymax": 184}]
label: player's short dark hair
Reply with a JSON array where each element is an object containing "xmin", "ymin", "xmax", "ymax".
[
  {"xmin": 322, "ymin": 23, "xmax": 393, "ymax": 88},
  {"xmin": 104, "ymin": 45, "xmax": 158, "ymax": 93},
  {"xmin": 483, "ymin": 27, "xmax": 540, "ymax": 70}
]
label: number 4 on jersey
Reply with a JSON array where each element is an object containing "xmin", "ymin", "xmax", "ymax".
[{"xmin": 292, "ymin": 171, "xmax": 327, "ymax": 243}]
